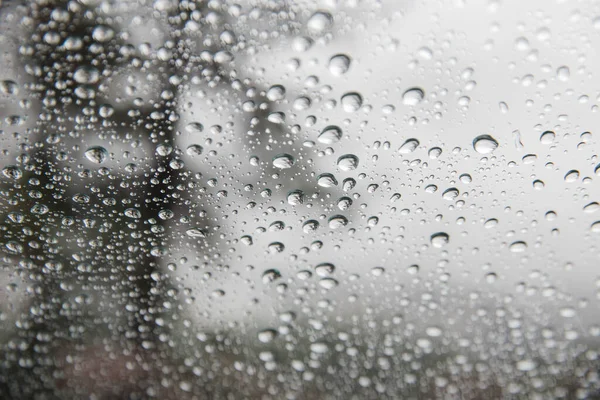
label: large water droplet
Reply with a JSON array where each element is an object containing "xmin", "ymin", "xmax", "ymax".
[
  {"xmin": 317, "ymin": 173, "xmax": 338, "ymax": 187},
  {"xmin": 307, "ymin": 11, "xmax": 333, "ymax": 35},
  {"xmin": 431, "ymin": 232, "xmax": 449, "ymax": 248},
  {"xmin": 318, "ymin": 125, "xmax": 342, "ymax": 144},
  {"xmin": 2, "ymin": 166, "xmax": 22, "ymax": 180},
  {"xmin": 84, "ymin": 146, "xmax": 108, "ymax": 164},
  {"xmin": 472, "ymin": 135, "xmax": 499, "ymax": 154},
  {"xmin": 399, "ymin": 138, "xmax": 420, "ymax": 154},
  {"xmin": 402, "ymin": 88, "xmax": 425, "ymax": 105},
  {"xmin": 337, "ymin": 154, "xmax": 359, "ymax": 171},
  {"xmin": 328, "ymin": 215, "xmax": 348, "ymax": 229},
  {"xmin": 328, "ymin": 54, "xmax": 351, "ymax": 76},
  {"xmin": 341, "ymin": 92, "xmax": 363, "ymax": 112},
  {"xmin": 273, "ymin": 154, "xmax": 295, "ymax": 169}
]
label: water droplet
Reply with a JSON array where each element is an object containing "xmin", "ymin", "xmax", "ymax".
[
  {"xmin": 262, "ymin": 269, "xmax": 281, "ymax": 284},
  {"xmin": 442, "ymin": 188, "xmax": 459, "ymax": 201},
  {"xmin": 124, "ymin": 208, "xmax": 141, "ymax": 219},
  {"xmin": 337, "ymin": 154, "xmax": 359, "ymax": 171},
  {"xmin": 399, "ymin": 138, "xmax": 420, "ymax": 154},
  {"xmin": 2, "ymin": 166, "xmax": 22, "ymax": 180},
  {"xmin": 303, "ymin": 220, "xmax": 319, "ymax": 233},
  {"xmin": 485, "ymin": 218, "xmax": 498, "ymax": 228},
  {"xmin": 186, "ymin": 228, "xmax": 206, "ymax": 238},
  {"xmin": 317, "ymin": 173, "xmax": 338, "ymax": 187},
  {"xmin": 564, "ymin": 170, "xmax": 579, "ymax": 183},
  {"xmin": 516, "ymin": 360, "xmax": 537, "ymax": 372},
  {"xmin": 337, "ymin": 197, "xmax": 353, "ymax": 210},
  {"xmin": 473, "ymin": 135, "xmax": 499, "ymax": 154},
  {"xmin": 328, "ymin": 215, "xmax": 348, "ymax": 229},
  {"xmin": 341, "ymin": 92, "xmax": 363, "ymax": 112},
  {"xmin": 92, "ymin": 25, "xmax": 115, "ymax": 42},
  {"xmin": 540, "ymin": 130, "xmax": 555, "ymax": 144},
  {"xmin": 0, "ymin": 80, "xmax": 18, "ymax": 95},
  {"xmin": 509, "ymin": 241, "xmax": 527, "ymax": 253},
  {"xmin": 84, "ymin": 146, "xmax": 108, "ymax": 164},
  {"xmin": 343, "ymin": 178, "xmax": 356, "ymax": 191},
  {"xmin": 273, "ymin": 154, "xmax": 295, "ymax": 169},
  {"xmin": 459, "ymin": 173, "xmax": 472, "ymax": 184},
  {"xmin": 73, "ymin": 66, "xmax": 100, "ymax": 84},
  {"xmin": 156, "ymin": 144, "xmax": 173, "ymax": 156},
  {"xmin": 315, "ymin": 263, "xmax": 335, "ymax": 277},
  {"xmin": 428, "ymin": 147, "xmax": 442, "ymax": 159},
  {"xmin": 584, "ymin": 202, "xmax": 599, "ymax": 213},
  {"xmin": 328, "ymin": 54, "xmax": 351, "ymax": 76},
  {"xmin": 266, "ymin": 85, "xmax": 286, "ymax": 101},
  {"xmin": 310, "ymin": 342, "xmax": 329, "ymax": 354},
  {"xmin": 186, "ymin": 144, "xmax": 203, "ymax": 156},
  {"xmin": 402, "ymin": 88, "xmax": 425, "ymax": 105},
  {"xmin": 557, "ymin": 66, "xmax": 570, "ymax": 81},
  {"xmin": 431, "ymin": 232, "xmax": 449, "ymax": 248},
  {"xmin": 425, "ymin": 326, "xmax": 442, "ymax": 337},
  {"xmin": 185, "ymin": 122, "xmax": 204, "ymax": 134},
  {"xmin": 318, "ymin": 125, "xmax": 343, "ymax": 144},
  {"xmin": 258, "ymin": 329, "xmax": 278, "ymax": 343},
  {"xmin": 307, "ymin": 11, "xmax": 333, "ymax": 35},
  {"xmin": 319, "ymin": 278, "xmax": 338, "ymax": 289},
  {"xmin": 287, "ymin": 190, "xmax": 304, "ymax": 205},
  {"xmin": 425, "ymin": 184, "xmax": 438, "ymax": 193}
]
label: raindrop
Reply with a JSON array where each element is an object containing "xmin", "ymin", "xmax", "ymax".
[
  {"xmin": 564, "ymin": 170, "xmax": 579, "ymax": 183},
  {"xmin": 442, "ymin": 188, "xmax": 459, "ymax": 201},
  {"xmin": 459, "ymin": 174, "xmax": 472, "ymax": 184},
  {"xmin": 516, "ymin": 360, "xmax": 537, "ymax": 372},
  {"xmin": 2, "ymin": 166, "xmax": 22, "ymax": 180},
  {"xmin": 317, "ymin": 173, "xmax": 338, "ymax": 187},
  {"xmin": 84, "ymin": 146, "xmax": 108, "ymax": 164},
  {"xmin": 430, "ymin": 232, "xmax": 449, "ymax": 248},
  {"xmin": 307, "ymin": 11, "xmax": 333, "ymax": 34},
  {"xmin": 428, "ymin": 147, "xmax": 442, "ymax": 159},
  {"xmin": 337, "ymin": 197, "xmax": 353, "ymax": 210},
  {"xmin": 328, "ymin": 54, "xmax": 351, "ymax": 76},
  {"xmin": 303, "ymin": 220, "xmax": 319, "ymax": 233},
  {"xmin": 337, "ymin": 154, "xmax": 359, "ymax": 171},
  {"xmin": 124, "ymin": 208, "xmax": 141, "ymax": 219},
  {"xmin": 473, "ymin": 135, "xmax": 498, "ymax": 154},
  {"xmin": 267, "ymin": 85, "xmax": 286, "ymax": 101},
  {"xmin": 273, "ymin": 154, "xmax": 295, "ymax": 169},
  {"xmin": 402, "ymin": 88, "xmax": 425, "ymax": 105},
  {"xmin": 328, "ymin": 215, "xmax": 348, "ymax": 229},
  {"xmin": 186, "ymin": 228, "xmax": 206, "ymax": 238},
  {"xmin": 315, "ymin": 263, "xmax": 335, "ymax": 277},
  {"xmin": 186, "ymin": 144, "xmax": 203, "ymax": 156},
  {"xmin": 509, "ymin": 241, "xmax": 527, "ymax": 252},
  {"xmin": 262, "ymin": 269, "xmax": 282, "ymax": 284},
  {"xmin": 399, "ymin": 138, "xmax": 420, "ymax": 154},
  {"xmin": 258, "ymin": 329, "xmax": 278, "ymax": 343},
  {"xmin": 287, "ymin": 190, "xmax": 304, "ymax": 205},
  {"xmin": 185, "ymin": 122, "xmax": 204, "ymax": 134},
  {"xmin": 318, "ymin": 125, "xmax": 343, "ymax": 144},
  {"xmin": 73, "ymin": 66, "xmax": 100, "ymax": 84},
  {"xmin": 341, "ymin": 92, "xmax": 363, "ymax": 112},
  {"xmin": 540, "ymin": 130, "xmax": 555, "ymax": 144}
]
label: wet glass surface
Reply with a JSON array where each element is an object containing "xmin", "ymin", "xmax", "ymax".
[{"xmin": 1, "ymin": 0, "xmax": 600, "ymax": 398}]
